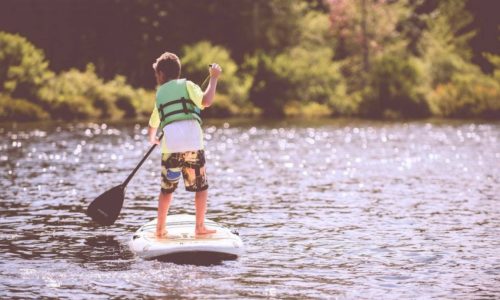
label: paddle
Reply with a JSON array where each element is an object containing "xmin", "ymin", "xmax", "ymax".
[
  {"xmin": 86, "ymin": 68, "xmax": 215, "ymax": 226},
  {"xmin": 86, "ymin": 132, "xmax": 163, "ymax": 226}
]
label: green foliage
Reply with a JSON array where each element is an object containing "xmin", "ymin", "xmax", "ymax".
[
  {"xmin": 237, "ymin": 1, "xmax": 309, "ymax": 55},
  {"xmin": 427, "ymin": 51, "xmax": 469, "ymax": 88},
  {"xmin": 416, "ymin": 1, "xmax": 499, "ymax": 119},
  {"xmin": 418, "ymin": 0, "xmax": 476, "ymax": 88},
  {"xmin": 250, "ymin": 46, "xmax": 347, "ymax": 117},
  {"xmin": 328, "ymin": 0, "xmax": 411, "ymax": 92},
  {"xmin": 421, "ymin": 0, "xmax": 475, "ymax": 60},
  {"xmin": 181, "ymin": 41, "xmax": 237, "ymax": 91},
  {"xmin": 0, "ymin": 31, "xmax": 53, "ymax": 101},
  {"xmin": 249, "ymin": 10, "xmax": 347, "ymax": 117},
  {"xmin": 360, "ymin": 55, "xmax": 428, "ymax": 118},
  {"xmin": 248, "ymin": 54, "xmax": 289, "ymax": 117},
  {"xmin": 38, "ymin": 64, "xmax": 154, "ymax": 120},
  {"xmin": 105, "ymin": 75, "xmax": 155, "ymax": 119},
  {"xmin": 0, "ymin": 93, "xmax": 48, "ymax": 122},
  {"xmin": 181, "ymin": 41, "xmax": 255, "ymax": 117},
  {"xmin": 0, "ymin": 31, "xmax": 154, "ymax": 122},
  {"xmin": 38, "ymin": 64, "xmax": 105, "ymax": 120},
  {"xmin": 428, "ymin": 70, "xmax": 500, "ymax": 119},
  {"xmin": 484, "ymin": 53, "xmax": 500, "ymax": 82},
  {"xmin": 1, "ymin": 0, "xmax": 498, "ymax": 122},
  {"xmin": 284, "ymin": 101, "xmax": 332, "ymax": 118}
]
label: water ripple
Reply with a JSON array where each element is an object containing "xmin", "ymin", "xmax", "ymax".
[{"xmin": 0, "ymin": 119, "xmax": 499, "ymax": 299}]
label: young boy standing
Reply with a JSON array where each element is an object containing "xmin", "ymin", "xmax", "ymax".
[{"xmin": 147, "ymin": 52, "xmax": 221, "ymax": 238}]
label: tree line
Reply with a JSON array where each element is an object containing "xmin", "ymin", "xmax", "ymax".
[{"xmin": 0, "ymin": 0, "xmax": 499, "ymax": 122}]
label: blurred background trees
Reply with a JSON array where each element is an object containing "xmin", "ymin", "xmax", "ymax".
[{"xmin": 0, "ymin": 0, "xmax": 498, "ymax": 122}]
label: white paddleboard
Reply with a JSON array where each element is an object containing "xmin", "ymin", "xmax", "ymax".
[{"xmin": 129, "ymin": 214, "xmax": 243, "ymax": 263}]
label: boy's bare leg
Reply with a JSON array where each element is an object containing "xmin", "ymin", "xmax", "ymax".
[
  {"xmin": 156, "ymin": 191, "xmax": 173, "ymax": 238},
  {"xmin": 195, "ymin": 189, "xmax": 216, "ymax": 235}
]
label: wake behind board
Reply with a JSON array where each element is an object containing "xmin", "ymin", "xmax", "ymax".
[{"xmin": 129, "ymin": 214, "xmax": 243, "ymax": 264}]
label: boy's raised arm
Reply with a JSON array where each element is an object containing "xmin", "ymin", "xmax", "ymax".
[{"xmin": 202, "ymin": 63, "xmax": 222, "ymax": 108}]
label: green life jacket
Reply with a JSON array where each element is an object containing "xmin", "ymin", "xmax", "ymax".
[{"xmin": 156, "ymin": 79, "xmax": 202, "ymax": 129}]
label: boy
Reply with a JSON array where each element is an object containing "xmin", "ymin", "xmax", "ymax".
[{"xmin": 147, "ymin": 52, "xmax": 221, "ymax": 238}]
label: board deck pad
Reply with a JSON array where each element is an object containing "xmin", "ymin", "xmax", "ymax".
[{"xmin": 129, "ymin": 214, "xmax": 243, "ymax": 264}]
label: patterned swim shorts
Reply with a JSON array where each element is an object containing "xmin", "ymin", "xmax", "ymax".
[{"xmin": 160, "ymin": 150, "xmax": 208, "ymax": 193}]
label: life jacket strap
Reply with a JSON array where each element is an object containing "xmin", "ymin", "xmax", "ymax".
[
  {"xmin": 160, "ymin": 108, "xmax": 201, "ymax": 123},
  {"xmin": 158, "ymin": 97, "xmax": 200, "ymax": 122}
]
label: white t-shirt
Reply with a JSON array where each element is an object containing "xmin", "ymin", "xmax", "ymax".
[
  {"xmin": 149, "ymin": 79, "xmax": 205, "ymax": 153},
  {"xmin": 161, "ymin": 119, "xmax": 204, "ymax": 153}
]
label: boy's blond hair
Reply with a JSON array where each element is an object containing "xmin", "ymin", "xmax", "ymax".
[{"xmin": 153, "ymin": 52, "xmax": 181, "ymax": 80}]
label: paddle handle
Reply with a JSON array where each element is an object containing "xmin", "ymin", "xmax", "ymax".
[{"xmin": 122, "ymin": 132, "xmax": 164, "ymax": 188}]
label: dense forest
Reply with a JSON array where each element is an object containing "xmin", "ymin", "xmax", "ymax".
[{"xmin": 0, "ymin": 0, "xmax": 499, "ymax": 122}]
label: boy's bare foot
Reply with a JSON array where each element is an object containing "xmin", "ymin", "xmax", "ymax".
[
  {"xmin": 195, "ymin": 225, "xmax": 216, "ymax": 236},
  {"xmin": 156, "ymin": 229, "xmax": 167, "ymax": 239}
]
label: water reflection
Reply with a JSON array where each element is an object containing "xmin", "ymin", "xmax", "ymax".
[
  {"xmin": 0, "ymin": 119, "xmax": 499, "ymax": 298},
  {"xmin": 77, "ymin": 235, "xmax": 135, "ymax": 271}
]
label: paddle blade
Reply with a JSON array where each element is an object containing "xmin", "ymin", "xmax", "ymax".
[{"xmin": 86, "ymin": 185, "xmax": 125, "ymax": 226}]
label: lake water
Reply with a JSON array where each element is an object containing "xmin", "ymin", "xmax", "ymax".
[{"xmin": 0, "ymin": 118, "xmax": 499, "ymax": 299}]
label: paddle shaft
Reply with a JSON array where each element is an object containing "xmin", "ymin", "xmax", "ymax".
[{"xmin": 122, "ymin": 132, "xmax": 163, "ymax": 188}]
